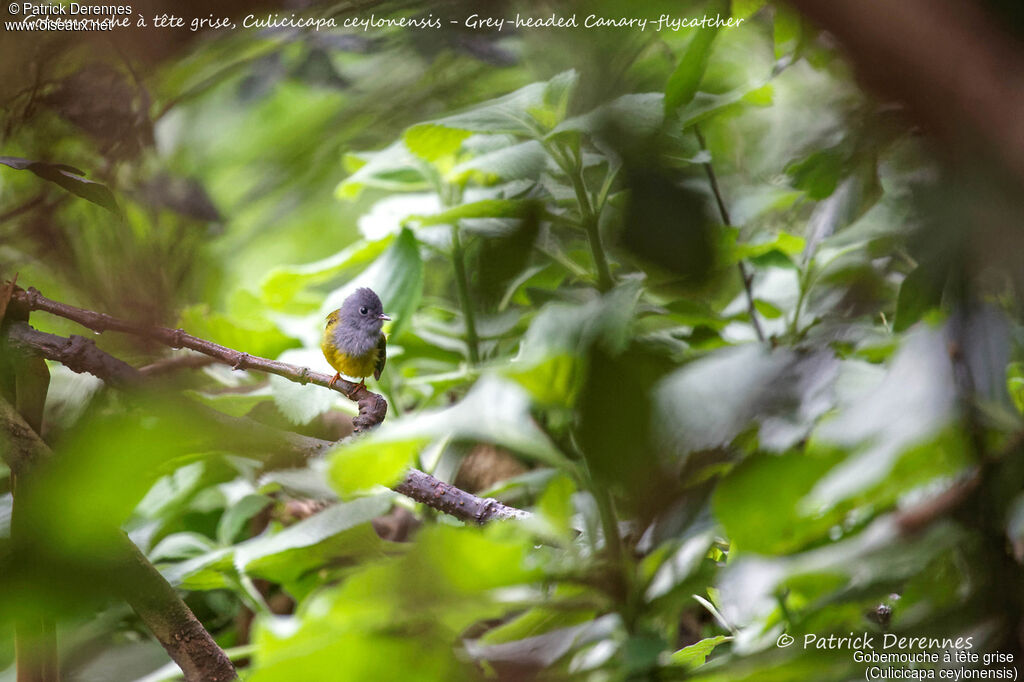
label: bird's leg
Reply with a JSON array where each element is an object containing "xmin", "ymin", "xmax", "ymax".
[{"xmin": 328, "ymin": 372, "xmax": 341, "ymax": 389}]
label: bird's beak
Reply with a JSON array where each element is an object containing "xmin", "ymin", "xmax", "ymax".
[{"xmin": 379, "ymin": 313, "xmax": 392, "ymax": 321}]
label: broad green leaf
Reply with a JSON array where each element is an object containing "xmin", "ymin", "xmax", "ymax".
[
  {"xmin": 405, "ymin": 71, "xmax": 578, "ymax": 139},
  {"xmin": 786, "ymin": 147, "xmax": 847, "ymax": 200},
  {"xmin": 502, "ymin": 283, "xmax": 641, "ymax": 406},
  {"xmin": 148, "ymin": 532, "xmax": 218, "ymax": 562},
  {"xmin": 330, "ymin": 437, "xmax": 423, "ymax": 497},
  {"xmin": 665, "ymin": 27, "xmax": 721, "ymax": 114},
  {"xmin": 669, "ymin": 636, "xmax": 730, "ymax": 669},
  {"xmin": 249, "ymin": 524, "xmax": 544, "ymax": 681},
  {"xmin": 713, "ymin": 451, "xmax": 844, "ymax": 555},
  {"xmin": 894, "ymin": 259, "xmax": 946, "ymax": 332},
  {"xmin": 403, "ymin": 125, "xmax": 471, "ymax": 162},
  {"xmin": 536, "ymin": 473, "xmax": 576, "ymax": 536},
  {"xmin": 217, "ymin": 493, "xmax": 271, "ymax": 546},
  {"xmin": 720, "ymin": 228, "xmax": 806, "ymax": 265},
  {"xmin": 465, "ymin": 618, "xmax": 614, "ymax": 669},
  {"xmin": 163, "ymin": 495, "xmax": 394, "ymax": 594},
  {"xmin": 732, "ymin": 0, "xmax": 765, "ymax": 19},
  {"xmin": 235, "ymin": 494, "xmax": 394, "ymax": 588},
  {"xmin": 405, "ymin": 199, "xmax": 535, "ymax": 227},
  {"xmin": 656, "ymin": 347, "xmax": 838, "ymax": 455},
  {"xmin": 336, "ymin": 142, "xmax": 430, "ymax": 200},
  {"xmin": 0, "ymin": 156, "xmax": 118, "ymax": 212},
  {"xmin": 644, "ymin": 530, "xmax": 716, "ymax": 601},
  {"xmin": 774, "ymin": 6, "xmax": 803, "ymax": 60},
  {"xmin": 260, "ymin": 237, "xmax": 393, "ymax": 311},
  {"xmin": 179, "ymin": 295, "xmax": 300, "ymax": 361},
  {"xmin": 806, "ymin": 329, "xmax": 959, "ymax": 508},
  {"xmin": 552, "ymin": 93, "xmax": 664, "ymax": 140},
  {"xmin": 448, "ymin": 140, "xmax": 547, "ymax": 184},
  {"xmin": 186, "ymin": 388, "xmax": 273, "ymax": 418},
  {"xmin": 716, "ymin": 518, "xmax": 961, "ymax": 629},
  {"xmin": 678, "ymin": 83, "xmax": 773, "ymax": 129},
  {"xmin": 329, "ymin": 377, "xmax": 570, "ymax": 498},
  {"xmin": 479, "ymin": 606, "xmax": 595, "ymax": 645}
]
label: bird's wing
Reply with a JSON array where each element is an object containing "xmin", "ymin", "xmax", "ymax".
[{"xmin": 373, "ymin": 334, "xmax": 387, "ymax": 380}]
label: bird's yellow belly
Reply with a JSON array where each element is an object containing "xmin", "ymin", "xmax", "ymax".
[{"xmin": 321, "ymin": 340, "xmax": 378, "ymax": 379}]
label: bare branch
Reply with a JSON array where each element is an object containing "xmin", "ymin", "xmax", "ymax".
[
  {"xmin": 394, "ymin": 469, "xmax": 531, "ymax": 523},
  {"xmin": 3, "ymin": 319, "xmax": 530, "ymax": 523},
  {"xmin": 6, "ymin": 322, "xmax": 141, "ymax": 389},
  {"xmin": 9, "ymin": 286, "xmax": 386, "ymax": 431}
]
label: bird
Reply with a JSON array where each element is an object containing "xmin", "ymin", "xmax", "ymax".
[{"xmin": 321, "ymin": 287, "xmax": 390, "ymax": 392}]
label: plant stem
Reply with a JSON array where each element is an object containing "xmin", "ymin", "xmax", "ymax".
[
  {"xmin": 450, "ymin": 223, "xmax": 480, "ymax": 365},
  {"xmin": 545, "ymin": 141, "xmax": 614, "ymax": 292},
  {"xmin": 694, "ymin": 125, "xmax": 767, "ymax": 344}
]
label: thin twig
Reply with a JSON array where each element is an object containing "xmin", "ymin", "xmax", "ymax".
[{"xmin": 694, "ymin": 126, "xmax": 767, "ymax": 344}]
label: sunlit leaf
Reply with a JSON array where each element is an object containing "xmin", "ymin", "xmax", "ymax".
[{"xmin": 669, "ymin": 635, "xmax": 730, "ymax": 669}]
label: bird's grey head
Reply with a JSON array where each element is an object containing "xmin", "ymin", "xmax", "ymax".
[{"xmin": 338, "ymin": 287, "xmax": 389, "ymax": 336}]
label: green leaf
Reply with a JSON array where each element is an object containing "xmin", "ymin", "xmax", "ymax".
[
  {"xmin": 448, "ymin": 140, "xmax": 547, "ymax": 184},
  {"xmin": 678, "ymin": 83, "xmax": 773, "ymax": 128},
  {"xmin": 536, "ymin": 473, "xmax": 575, "ymax": 536},
  {"xmin": 336, "ymin": 142, "xmax": 430, "ymax": 200},
  {"xmin": 149, "ymin": 532, "xmax": 219, "ymax": 562},
  {"xmin": 329, "ymin": 377, "xmax": 570, "ymax": 497},
  {"xmin": 714, "ymin": 451, "xmax": 844, "ymax": 554},
  {"xmin": 330, "ymin": 436, "xmax": 423, "ymax": 497},
  {"xmin": 260, "ymin": 237, "xmax": 392, "ymax": 311},
  {"xmin": 405, "ymin": 199, "xmax": 535, "ymax": 227},
  {"xmin": 403, "ymin": 125, "xmax": 471, "ymax": 162},
  {"xmin": 665, "ymin": 27, "xmax": 721, "ymax": 114},
  {"xmin": 806, "ymin": 329, "xmax": 960, "ymax": 508},
  {"xmin": 669, "ymin": 636, "xmax": 730, "ymax": 669},
  {"xmin": 164, "ymin": 495, "xmax": 394, "ymax": 595},
  {"xmin": 732, "ymin": 0, "xmax": 765, "ymax": 19},
  {"xmin": 786, "ymin": 147, "xmax": 847, "ymax": 200},
  {"xmin": 894, "ymin": 260, "xmax": 947, "ymax": 332},
  {"xmin": 720, "ymin": 228, "xmax": 806, "ymax": 264},
  {"xmin": 478, "ymin": 606, "xmax": 595, "ymax": 645},
  {"xmin": 1008, "ymin": 363, "xmax": 1024, "ymax": 415},
  {"xmin": 0, "ymin": 156, "xmax": 119, "ymax": 212},
  {"xmin": 235, "ymin": 494, "xmax": 394, "ymax": 588},
  {"xmin": 406, "ymin": 71, "xmax": 578, "ymax": 139},
  {"xmin": 656, "ymin": 347, "xmax": 839, "ymax": 455},
  {"xmin": 774, "ymin": 6, "xmax": 804, "ymax": 60},
  {"xmin": 178, "ymin": 297, "xmax": 300, "ymax": 361},
  {"xmin": 217, "ymin": 494, "xmax": 271, "ymax": 546},
  {"xmin": 552, "ymin": 93, "xmax": 664, "ymax": 140},
  {"xmin": 502, "ymin": 283, "xmax": 641, "ymax": 406}
]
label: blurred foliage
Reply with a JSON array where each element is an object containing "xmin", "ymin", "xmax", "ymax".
[{"xmin": 3, "ymin": 0, "xmax": 1024, "ymax": 680}]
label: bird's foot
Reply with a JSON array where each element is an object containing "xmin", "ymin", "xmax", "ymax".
[{"xmin": 328, "ymin": 372, "xmax": 341, "ymax": 389}]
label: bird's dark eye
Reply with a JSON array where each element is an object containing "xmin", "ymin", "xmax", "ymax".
[{"xmin": 359, "ymin": 306, "xmax": 368, "ymax": 315}]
